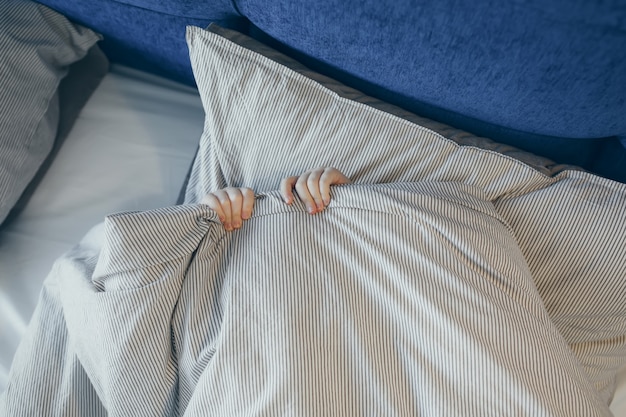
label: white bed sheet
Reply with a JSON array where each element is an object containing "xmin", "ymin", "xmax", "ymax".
[
  {"xmin": 0, "ymin": 65, "xmax": 204, "ymax": 391},
  {"xmin": 0, "ymin": 64, "xmax": 624, "ymax": 415}
]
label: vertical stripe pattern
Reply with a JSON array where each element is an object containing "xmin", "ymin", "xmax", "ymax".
[
  {"xmin": 0, "ymin": 183, "xmax": 613, "ymax": 416},
  {"xmin": 184, "ymin": 25, "xmax": 626, "ymax": 404}
]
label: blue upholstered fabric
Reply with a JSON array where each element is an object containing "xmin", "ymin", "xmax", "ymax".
[
  {"xmin": 238, "ymin": 0, "xmax": 626, "ymax": 180},
  {"xmin": 35, "ymin": 0, "xmax": 246, "ymax": 85},
  {"xmin": 33, "ymin": 0, "xmax": 626, "ymax": 182}
]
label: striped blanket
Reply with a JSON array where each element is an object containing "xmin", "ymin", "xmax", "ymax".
[{"xmin": 0, "ymin": 182, "xmax": 611, "ymax": 416}]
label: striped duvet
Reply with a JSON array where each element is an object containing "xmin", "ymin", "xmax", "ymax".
[{"xmin": 0, "ymin": 183, "xmax": 611, "ymax": 416}]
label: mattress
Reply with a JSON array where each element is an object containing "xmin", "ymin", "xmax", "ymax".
[
  {"xmin": 0, "ymin": 65, "xmax": 203, "ymax": 392},
  {"xmin": 0, "ymin": 62, "xmax": 625, "ymax": 415}
]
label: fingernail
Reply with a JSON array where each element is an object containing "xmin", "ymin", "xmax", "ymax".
[{"xmin": 308, "ymin": 205, "xmax": 315, "ymax": 214}]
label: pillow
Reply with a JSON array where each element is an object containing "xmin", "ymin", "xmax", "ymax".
[
  {"xmin": 0, "ymin": 0, "xmax": 102, "ymax": 225},
  {"xmin": 5, "ymin": 45, "xmax": 109, "ymax": 222},
  {"xmin": 184, "ymin": 25, "xmax": 626, "ymax": 404}
]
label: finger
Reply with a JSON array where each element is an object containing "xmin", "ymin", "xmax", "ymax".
[
  {"xmin": 319, "ymin": 169, "xmax": 334, "ymax": 206},
  {"xmin": 201, "ymin": 193, "xmax": 226, "ymax": 223},
  {"xmin": 306, "ymin": 169, "xmax": 325, "ymax": 211},
  {"xmin": 225, "ymin": 188, "xmax": 244, "ymax": 229},
  {"xmin": 320, "ymin": 168, "xmax": 351, "ymax": 205},
  {"xmin": 295, "ymin": 173, "xmax": 317, "ymax": 214},
  {"xmin": 214, "ymin": 190, "xmax": 233, "ymax": 230},
  {"xmin": 240, "ymin": 187, "xmax": 255, "ymax": 220},
  {"xmin": 280, "ymin": 176, "xmax": 298, "ymax": 204}
]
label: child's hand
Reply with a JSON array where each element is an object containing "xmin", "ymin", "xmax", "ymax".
[
  {"xmin": 280, "ymin": 167, "xmax": 351, "ymax": 214},
  {"xmin": 201, "ymin": 187, "xmax": 255, "ymax": 231}
]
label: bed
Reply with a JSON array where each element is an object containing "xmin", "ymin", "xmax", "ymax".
[{"xmin": 1, "ymin": 1, "xmax": 625, "ymax": 416}]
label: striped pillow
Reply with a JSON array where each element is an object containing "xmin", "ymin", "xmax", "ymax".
[
  {"xmin": 0, "ymin": 1, "xmax": 101, "ymax": 225},
  {"xmin": 184, "ymin": 25, "xmax": 626, "ymax": 403}
]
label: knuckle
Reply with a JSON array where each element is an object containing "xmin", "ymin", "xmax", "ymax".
[
  {"xmin": 200, "ymin": 194, "xmax": 214, "ymax": 205},
  {"xmin": 295, "ymin": 183, "xmax": 307, "ymax": 195},
  {"xmin": 281, "ymin": 177, "xmax": 294, "ymax": 190},
  {"xmin": 296, "ymin": 177, "xmax": 308, "ymax": 191},
  {"xmin": 227, "ymin": 188, "xmax": 243, "ymax": 200},
  {"xmin": 212, "ymin": 189, "xmax": 226, "ymax": 200}
]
